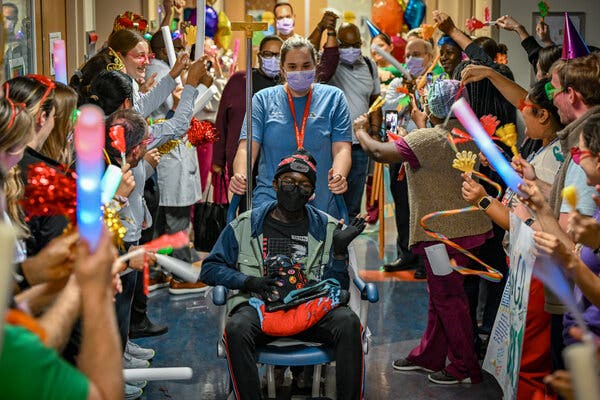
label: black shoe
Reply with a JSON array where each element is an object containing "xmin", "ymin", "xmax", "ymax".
[
  {"xmin": 130, "ymin": 317, "xmax": 168, "ymax": 339},
  {"xmin": 383, "ymin": 255, "xmax": 418, "ymax": 272},
  {"xmin": 413, "ymin": 266, "xmax": 426, "ymax": 280}
]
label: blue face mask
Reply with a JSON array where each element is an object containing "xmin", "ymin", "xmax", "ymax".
[
  {"xmin": 286, "ymin": 68, "xmax": 315, "ymax": 92},
  {"xmin": 260, "ymin": 55, "xmax": 280, "ymax": 78},
  {"xmin": 339, "ymin": 47, "xmax": 362, "ymax": 65},
  {"xmin": 406, "ymin": 56, "xmax": 426, "ymax": 77}
]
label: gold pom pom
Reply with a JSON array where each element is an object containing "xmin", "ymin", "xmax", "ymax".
[
  {"xmin": 157, "ymin": 139, "xmax": 181, "ymax": 155},
  {"xmin": 496, "ymin": 123, "xmax": 518, "ymax": 156},
  {"xmin": 186, "ymin": 25, "xmax": 197, "ymax": 46},
  {"xmin": 452, "ymin": 150, "xmax": 477, "ymax": 173},
  {"xmin": 561, "ymin": 185, "xmax": 578, "ymax": 210},
  {"xmin": 104, "ymin": 205, "xmax": 127, "ymax": 250}
]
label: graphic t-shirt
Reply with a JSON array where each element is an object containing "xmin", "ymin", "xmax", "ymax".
[{"xmin": 262, "ymin": 213, "xmax": 309, "ymax": 267}]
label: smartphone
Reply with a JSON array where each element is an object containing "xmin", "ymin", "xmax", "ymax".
[{"xmin": 385, "ymin": 110, "xmax": 399, "ymax": 135}]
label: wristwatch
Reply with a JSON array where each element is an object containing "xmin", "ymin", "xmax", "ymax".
[{"xmin": 477, "ymin": 196, "xmax": 493, "ymax": 211}]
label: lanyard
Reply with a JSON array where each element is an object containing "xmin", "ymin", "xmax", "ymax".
[{"xmin": 285, "ymin": 85, "xmax": 313, "ymax": 149}]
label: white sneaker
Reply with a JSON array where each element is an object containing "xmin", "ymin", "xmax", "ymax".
[
  {"xmin": 126, "ymin": 340, "xmax": 155, "ymax": 360},
  {"xmin": 123, "ymin": 351, "xmax": 150, "ymax": 369}
]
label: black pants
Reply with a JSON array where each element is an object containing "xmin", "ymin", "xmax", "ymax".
[
  {"xmin": 224, "ymin": 304, "xmax": 363, "ymax": 400},
  {"xmin": 130, "ymin": 270, "xmax": 147, "ymax": 327},
  {"xmin": 389, "ymin": 163, "xmax": 417, "ymax": 261},
  {"xmin": 155, "ymin": 205, "xmax": 192, "ymax": 262}
]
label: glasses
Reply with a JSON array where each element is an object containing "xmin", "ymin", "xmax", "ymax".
[
  {"xmin": 278, "ymin": 178, "xmax": 313, "ymax": 196},
  {"xmin": 545, "ymin": 81, "xmax": 565, "ymax": 101},
  {"xmin": 518, "ymin": 98, "xmax": 541, "ymax": 112},
  {"xmin": 26, "ymin": 74, "xmax": 56, "ymax": 112},
  {"xmin": 126, "ymin": 51, "xmax": 151, "ymax": 63},
  {"xmin": 570, "ymin": 146, "xmax": 595, "ymax": 164},
  {"xmin": 260, "ymin": 50, "xmax": 280, "ymax": 58},
  {"xmin": 140, "ymin": 134, "xmax": 154, "ymax": 146},
  {"xmin": 2, "ymin": 84, "xmax": 26, "ymax": 129}
]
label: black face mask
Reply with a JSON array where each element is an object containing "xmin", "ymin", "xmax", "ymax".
[{"xmin": 276, "ymin": 184, "xmax": 311, "ymax": 212}]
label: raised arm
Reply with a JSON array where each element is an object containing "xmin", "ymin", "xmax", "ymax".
[
  {"xmin": 460, "ymin": 64, "xmax": 528, "ymax": 107},
  {"xmin": 354, "ymin": 114, "xmax": 404, "ymax": 163}
]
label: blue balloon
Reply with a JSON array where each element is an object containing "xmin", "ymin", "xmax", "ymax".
[
  {"xmin": 404, "ymin": 0, "xmax": 426, "ymax": 30},
  {"xmin": 206, "ymin": 6, "xmax": 218, "ymax": 38}
]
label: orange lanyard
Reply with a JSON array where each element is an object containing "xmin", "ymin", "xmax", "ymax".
[{"xmin": 285, "ymin": 85, "xmax": 313, "ymax": 149}]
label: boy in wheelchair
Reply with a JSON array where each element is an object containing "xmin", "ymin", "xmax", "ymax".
[{"xmin": 201, "ymin": 150, "xmax": 365, "ymax": 400}]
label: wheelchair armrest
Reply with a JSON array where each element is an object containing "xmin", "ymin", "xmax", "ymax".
[
  {"xmin": 352, "ymin": 276, "xmax": 379, "ymax": 303},
  {"xmin": 212, "ymin": 285, "xmax": 228, "ymax": 306}
]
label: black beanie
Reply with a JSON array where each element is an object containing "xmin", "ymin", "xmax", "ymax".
[{"xmin": 273, "ymin": 149, "xmax": 317, "ymax": 187}]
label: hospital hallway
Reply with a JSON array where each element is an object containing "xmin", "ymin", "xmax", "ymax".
[{"xmin": 135, "ymin": 217, "xmax": 504, "ymax": 399}]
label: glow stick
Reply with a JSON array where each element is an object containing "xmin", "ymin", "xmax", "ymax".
[
  {"xmin": 563, "ymin": 342, "xmax": 600, "ymax": 400},
  {"xmin": 0, "ymin": 224, "xmax": 17, "ymax": 351},
  {"xmin": 534, "ymin": 254, "xmax": 589, "ymax": 335},
  {"xmin": 155, "ymin": 253, "xmax": 200, "ymax": 282},
  {"xmin": 195, "ymin": 0, "xmax": 206, "ymax": 61},
  {"xmin": 371, "ymin": 44, "xmax": 413, "ymax": 81},
  {"xmin": 123, "ymin": 367, "xmax": 193, "ymax": 381},
  {"xmin": 161, "ymin": 26, "xmax": 183, "ymax": 86},
  {"xmin": 100, "ymin": 165, "xmax": 123, "ymax": 205},
  {"xmin": 451, "ymin": 98, "xmax": 525, "ymax": 196},
  {"xmin": 192, "ymin": 84, "xmax": 218, "ymax": 116},
  {"xmin": 53, "ymin": 39, "xmax": 68, "ymax": 85},
  {"xmin": 231, "ymin": 39, "xmax": 240, "ymax": 73},
  {"xmin": 75, "ymin": 105, "xmax": 105, "ymax": 251}
]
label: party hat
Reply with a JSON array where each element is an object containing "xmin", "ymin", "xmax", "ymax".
[
  {"xmin": 562, "ymin": 12, "xmax": 590, "ymax": 60},
  {"xmin": 365, "ymin": 19, "xmax": 382, "ymax": 37}
]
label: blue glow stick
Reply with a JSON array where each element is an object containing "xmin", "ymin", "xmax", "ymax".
[
  {"xmin": 534, "ymin": 254, "xmax": 589, "ymax": 335},
  {"xmin": 75, "ymin": 105, "xmax": 105, "ymax": 251},
  {"xmin": 100, "ymin": 165, "xmax": 123, "ymax": 205},
  {"xmin": 451, "ymin": 98, "xmax": 526, "ymax": 196}
]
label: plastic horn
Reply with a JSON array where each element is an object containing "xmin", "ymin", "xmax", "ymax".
[
  {"xmin": 100, "ymin": 165, "xmax": 123, "ymax": 205},
  {"xmin": 155, "ymin": 253, "xmax": 200, "ymax": 282},
  {"xmin": 53, "ymin": 39, "xmax": 68, "ymax": 85},
  {"xmin": 371, "ymin": 44, "xmax": 413, "ymax": 81},
  {"xmin": 451, "ymin": 98, "xmax": 525, "ymax": 196},
  {"xmin": 192, "ymin": 84, "xmax": 218, "ymax": 116},
  {"xmin": 563, "ymin": 342, "xmax": 600, "ymax": 400},
  {"xmin": 75, "ymin": 105, "xmax": 105, "ymax": 251},
  {"xmin": 0, "ymin": 224, "xmax": 17, "ymax": 350},
  {"xmin": 161, "ymin": 26, "xmax": 182, "ymax": 86},
  {"xmin": 195, "ymin": 0, "xmax": 206, "ymax": 61},
  {"xmin": 123, "ymin": 367, "xmax": 193, "ymax": 381}
]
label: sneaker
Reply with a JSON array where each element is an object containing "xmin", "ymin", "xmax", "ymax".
[
  {"xmin": 149, "ymin": 271, "xmax": 172, "ymax": 291},
  {"xmin": 124, "ymin": 383, "xmax": 143, "ymax": 400},
  {"xmin": 123, "ymin": 352, "xmax": 150, "ymax": 369},
  {"xmin": 428, "ymin": 369, "xmax": 472, "ymax": 385},
  {"xmin": 392, "ymin": 358, "xmax": 434, "ymax": 372},
  {"xmin": 169, "ymin": 279, "xmax": 209, "ymax": 295},
  {"xmin": 126, "ymin": 340, "xmax": 155, "ymax": 360},
  {"xmin": 127, "ymin": 380, "xmax": 147, "ymax": 389}
]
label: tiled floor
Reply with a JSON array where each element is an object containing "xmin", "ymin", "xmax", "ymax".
[{"xmin": 135, "ymin": 227, "xmax": 503, "ymax": 399}]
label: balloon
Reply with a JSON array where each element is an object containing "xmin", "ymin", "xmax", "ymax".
[
  {"xmin": 404, "ymin": 0, "xmax": 426, "ymax": 30},
  {"xmin": 391, "ymin": 35, "xmax": 407, "ymax": 63},
  {"xmin": 206, "ymin": 6, "xmax": 218, "ymax": 38},
  {"xmin": 372, "ymin": 0, "xmax": 404, "ymax": 38},
  {"xmin": 215, "ymin": 10, "xmax": 232, "ymax": 49}
]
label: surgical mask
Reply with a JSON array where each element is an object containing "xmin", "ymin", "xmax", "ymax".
[
  {"xmin": 406, "ymin": 56, "xmax": 426, "ymax": 77},
  {"xmin": 276, "ymin": 18, "xmax": 294, "ymax": 35},
  {"xmin": 277, "ymin": 184, "xmax": 310, "ymax": 212},
  {"xmin": 286, "ymin": 68, "xmax": 315, "ymax": 92},
  {"xmin": 259, "ymin": 55, "xmax": 280, "ymax": 78},
  {"xmin": 339, "ymin": 48, "xmax": 362, "ymax": 65}
]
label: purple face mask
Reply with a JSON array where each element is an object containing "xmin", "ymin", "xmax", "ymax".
[
  {"xmin": 276, "ymin": 18, "xmax": 294, "ymax": 35},
  {"xmin": 286, "ymin": 69, "xmax": 315, "ymax": 92}
]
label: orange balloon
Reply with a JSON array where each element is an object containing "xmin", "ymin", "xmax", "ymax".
[{"xmin": 372, "ymin": 0, "xmax": 405, "ymax": 38}]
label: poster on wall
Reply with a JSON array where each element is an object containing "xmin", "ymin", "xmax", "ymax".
[
  {"xmin": 483, "ymin": 213, "xmax": 536, "ymax": 400},
  {"xmin": 532, "ymin": 12, "xmax": 585, "ymax": 46}
]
